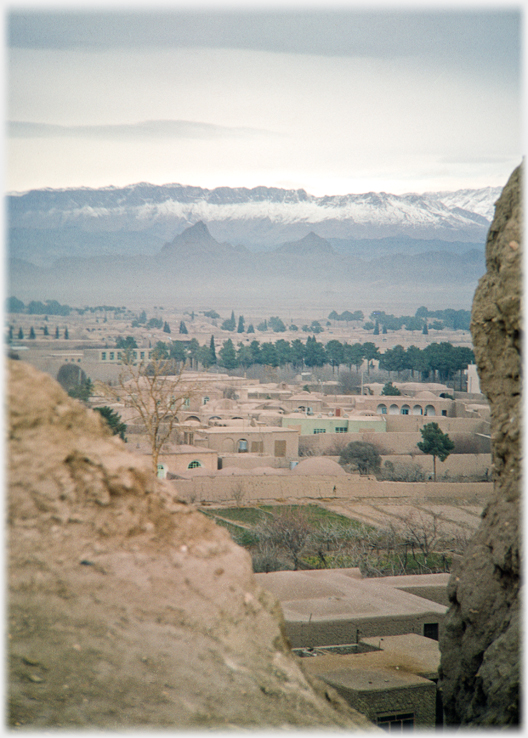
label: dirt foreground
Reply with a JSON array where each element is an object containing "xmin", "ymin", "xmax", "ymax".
[{"xmin": 7, "ymin": 359, "xmax": 376, "ymax": 730}]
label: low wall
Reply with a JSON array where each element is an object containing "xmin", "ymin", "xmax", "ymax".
[
  {"xmin": 171, "ymin": 475, "xmax": 492, "ymax": 505},
  {"xmin": 300, "ymin": 432, "xmax": 491, "ymax": 457},
  {"xmin": 380, "ymin": 453, "xmax": 491, "ymax": 479},
  {"xmin": 383, "ymin": 416, "xmax": 488, "ymax": 434},
  {"xmin": 284, "ymin": 611, "xmax": 445, "ymax": 649}
]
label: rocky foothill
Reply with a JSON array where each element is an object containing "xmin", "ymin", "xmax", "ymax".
[
  {"xmin": 7, "ymin": 359, "xmax": 374, "ymax": 729},
  {"xmin": 439, "ymin": 164, "xmax": 522, "ymax": 726}
]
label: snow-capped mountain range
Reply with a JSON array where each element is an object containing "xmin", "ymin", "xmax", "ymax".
[
  {"xmin": 8, "ymin": 181, "xmax": 503, "ymax": 310},
  {"xmin": 8, "ymin": 182, "xmax": 501, "ymax": 267}
]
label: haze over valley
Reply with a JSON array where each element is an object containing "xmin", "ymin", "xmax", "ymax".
[{"xmin": 8, "ymin": 181, "xmax": 498, "ymax": 312}]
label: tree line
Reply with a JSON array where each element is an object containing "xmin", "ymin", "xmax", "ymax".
[{"xmin": 136, "ymin": 335, "xmax": 474, "ymax": 383}]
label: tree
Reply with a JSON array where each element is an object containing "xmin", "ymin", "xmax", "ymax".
[
  {"xmin": 64, "ymin": 327, "xmax": 69, "ymax": 339},
  {"xmin": 362, "ymin": 342, "xmax": 380, "ymax": 375},
  {"xmin": 417, "ymin": 422, "xmax": 455, "ymax": 481},
  {"xmin": 7, "ymin": 296, "xmax": 25, "ymax": 313},
  {"xmin": 247, "ymin": 323, "xmax": 255, "ymax": 334},
  {"xmin": 221, "ymin": 311, "xmax": 236, "ymax": 331},
  {"xmin": 260, "ymin": 342, "xmax": 279, "ymax": 367},
  {"xmin": 304, "ymin": 336, "xmax": 326, "ymax": 367},
  {"xmin": 339, "ymin": 441, "xmax": 381, "ymax": 475},
  {"xmin": 163, "ymin": 321, "xmax": 171, "ymax": 334},
  {"xmin": 179, "ymin": 320, "xmax": 188, "ymax": 334},
  {"xmin": 381, "ymin": 382, "xmax": 401, "ymax": 396},
  {"xmin": 43, "ymin": 325, "xmax": 49, "ymax": 336},
  {"xmin": 187, "ymin": 338, "xmax": 200, "ymax": 369},
  {"xmin": 99, "ymin": 351, "xmax": 198, "ymax": 476},
  {"xmin": 255, "ymin": 508, "xmax": 312, "ymax": 570},
  {"xmin": 29, "ymin": 327, "xmax": 36, "ymax": 339},
  {"xmin": 17, "ymin": 327, "xmax": 24, "ymax": 340},
  {"xmin": 68, "ymin": 378, "xmax": 94, "ymax": 402},
  {"xmin": 237, "ymin": 315, "xmax": 245, "ymax": 333},
  {"xmin": 275, "ymin": 339, "xmax": 292, "ymax": 367},
  {"xmin": 373, "ymin": 320, "xmax": 380, "ymax": 335},
  {"xmin": 170, "ymin": 341, "xmax": 187, "ymax": 365},
  {"xmin": 326, "ymin": 340, "xmax": 344, "ymax": 374},
  {"xmin": 153, "ymin": 341, "xmax": 170, "ymax": 360},
  {"xmin": 116, "ymin": 335, "xmax": 138, "ymax": 349},
  {"xmin": 219, "ymin": 338, "xmax": 238, "ymax": 370},
  {"xmin": 94, "ymin": 406, "xmax": 127, "ymax": 441},
  {"xmin": 343, "ymin": 343, "xmax": 364, "ymax": 372},
  {"xmin": 196, "ymin": 344, "xmax": 214, "ymax": 369},
  {"xmin": 209, "ymin": 335, "xmax": 217, "ymax": 364},
  {"xmin": 269, "ymin": 316, "xmax": 286, "ymax": 332},
  {"xmin": 55, "ymin": 326, "xmax": 59, "ymax": 339},
  {"xmin": 147, "ymin": 317, "xmax": 163, "ymax": 329},
  {"xmin": 422, "ymin": 322, "xmax": 429, "ymax": 335}
]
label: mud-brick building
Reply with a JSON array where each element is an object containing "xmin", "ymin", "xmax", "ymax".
[
  {"xmin": 255, "ymin": 568, "xmax": 447, "ymax": 647},
  {"xmin": 300, "ymin": 633, "xmax": 442, "ymax": 729},
  {"xmin": 194, "ymin": 424, "xmax": 300, "ymax": 460}
]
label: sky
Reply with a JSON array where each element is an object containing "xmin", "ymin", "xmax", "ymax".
[{"xmin": 5, "ymin": 1, "xmax": 523, "ymax": 197}]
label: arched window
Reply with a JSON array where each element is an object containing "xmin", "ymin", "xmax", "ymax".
[
  {"xmin": 425, "ymin": 404, "xmax": 436, "ymax": 416},
  {"xmin": 412, "ymin": 405, "xmax": 423, "ymax": 415},
  {"xmin": 238, "ymin": 439, "xmax": 248, "ymax": 453},
  {"xmin": 377, "ymin": 404, "xmax": 387, "ymax": 414},
  {"xmin": 389, "ymin": 404, "xmax": 399, "ymax": 415},
  {"xmin": 401, "ymin": 404, "xmax": 410, "ymax": 415},
  {"xmin": 188, "ymin": 460, "xmax": 202, "ymax": 469}
]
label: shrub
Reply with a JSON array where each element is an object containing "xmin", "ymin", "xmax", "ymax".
[{"xmin": 339, "ymin": 441, "xmax": 381, "ymax": 475}]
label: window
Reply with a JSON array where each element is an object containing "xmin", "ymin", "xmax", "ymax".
[
  {"xmin": 274, "ymin": 440, "xmax": 286, "ymax": 457},
  {"xmin": 377, "ymin": 404, "xmax": 387, "ymax": 414},
  {"xmin": 188, "ymin": 460, "xmax": 202, "ymax": 469},
  {"xmin": 424, "ymin": 622, "xmax": 439, "ymax": 641},
  {"xmin": 251, "ymin": 441, "xmax": 264, "ymax": 453},
  {"xmin": 140, "ymin": 351, "xmax": 145, "ymax": 359},
  {"xmin": 238, "ymin": 439, "xmax": 248, "ymax": 453},
  {"xmin": 401, "ymin": 405, "xmax": 410, "ymax": 415},
  {"xmin": 441, "ymin": 410, "xmax": 447, "ymax": 416},
  {"xmin": 183, "ymin": 398, "xmax": 190, "ymax": 408},
  {"xmin": 102, "ymin": 352, "xmax": 107, "ymax": 360},
  {"xmin": 313, "ymin": 428, "xmax": 326, "ymax": 434},
  {"xmin": 109, "ymin": 352, "xmax": 115, "ymax": 360},
  {"xmin": 203, "ymin": 396, "xmax": 210, "ymax": 405},
  {"xmin": 377, "ymin": 713, "xmax": 414, "ymax": 732},
  {"xmin": 335, "ymin": 427, "xmax": 348, "ymax": 433}
]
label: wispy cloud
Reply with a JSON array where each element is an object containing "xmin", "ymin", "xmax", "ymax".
[{"xmin": 9, "ymin": 119, "xmax": 276, "ymax": 140}]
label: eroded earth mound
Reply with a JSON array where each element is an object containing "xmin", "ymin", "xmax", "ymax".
[
  {"xmin": 7, "ymin": 360, "xmax": 373, "ymax": 730},
  {"xmin": 439, "ymin": 164, "xmax": 522, "ymax": 726}
]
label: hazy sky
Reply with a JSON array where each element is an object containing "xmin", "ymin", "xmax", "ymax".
[{"xmin": 6, "ymin": 2, "xmax": 522, "ymax": 196}]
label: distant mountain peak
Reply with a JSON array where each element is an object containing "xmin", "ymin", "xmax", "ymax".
[{"xmin": 278, "ymin": 231, "xmax": 337, "ymax": 255}]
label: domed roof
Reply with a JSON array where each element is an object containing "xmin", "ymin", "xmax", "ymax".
[
  {"xmin": 292, "ymin": 457, "xmax": 346, "ymax": 476},
  {"xmin": 413, "ymin": 390, "xmax": 438, "ymax": 400}
]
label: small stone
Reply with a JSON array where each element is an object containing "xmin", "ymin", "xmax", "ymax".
[
  {"xmin": 22, "ymin": 656, "xmax": 39, "ymax": 666},
  {"xmin": 27, "ymin": 674, "xmax": 44, "ymax": 683}
]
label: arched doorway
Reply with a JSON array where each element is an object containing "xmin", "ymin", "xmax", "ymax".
[
  {"xmin": 412, "ymin": 405, "xmax": 423, "ymax": 415},
  {"xmin": 377, "ymin": 404, "xmax": 387, "ymax": 415}
]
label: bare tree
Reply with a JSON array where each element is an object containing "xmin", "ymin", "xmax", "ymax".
[
  {"xmin": 255, "ymin": 508, "xmax": 312, "ymax": 570},
  {"xmin": 97, "ymin": 349, "xmax": 199, "ymax": 476}
]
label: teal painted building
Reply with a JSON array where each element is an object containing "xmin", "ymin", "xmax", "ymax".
[{"xmin": 281, "ymin": 414, "xmax": 386, "ymax": 436}]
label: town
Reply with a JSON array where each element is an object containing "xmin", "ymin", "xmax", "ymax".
[{"xmin": 7, "ymin": 295, "xmax": 492, "ymax": 730}]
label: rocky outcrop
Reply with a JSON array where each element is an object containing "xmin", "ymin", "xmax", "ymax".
[
  {"xmin": 439, "ymin": 164, "xmax": 522, "ymax": 726},
  {"xmin": 7, "ymin": 360, "xmax": 374, "ymax": 730}
]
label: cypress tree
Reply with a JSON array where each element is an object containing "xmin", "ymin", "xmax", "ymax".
[{"xmin": 210, "ymin": 335, "xmax": 217, "ymax": 363}]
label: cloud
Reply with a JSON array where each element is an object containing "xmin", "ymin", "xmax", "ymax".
[
  {"xmin": 8, "ymin": 119, "xmax": 276, "ymax": 140},
  {"xmin": 7, "ymin": 10, "xmax": 520, "ymax": 77}
]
